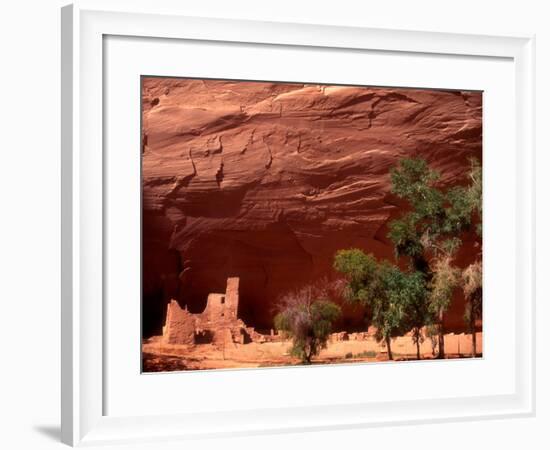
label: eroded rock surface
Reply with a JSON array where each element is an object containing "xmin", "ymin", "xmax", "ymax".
[{"xmin": 142, "ymin": 78, "xmax": 482, "ymax": 335}]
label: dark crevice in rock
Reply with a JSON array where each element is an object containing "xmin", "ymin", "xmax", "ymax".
[
  {"xmin": 263, "ymin": 137, "xmax": 273, "ymax": 169},
  {"xmin": 215, "ymin": 159, "xmax": 224, "ymax": 187}
]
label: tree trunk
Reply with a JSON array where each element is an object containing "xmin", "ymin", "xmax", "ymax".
[
  {"xmin": 437, "ymin": 331, "xmax": 445, "ymax": 359},
  {"xmin": 470, "ymin": 311, "xmax": 477, "ymax": 357},
  {"xmin": 385, "ymin": 336, "xmax": 393, "ymax": 360},
  {"xmin": 304, "ymin": 347, "xmax": 312, "ymax": 365},
  {"xmin": 416, "ymin": 339, "xmax": 421, "ymax": 360},
  {"xmin": 437, "ymin": 309, "xmax": 445, "ymax": 359}
]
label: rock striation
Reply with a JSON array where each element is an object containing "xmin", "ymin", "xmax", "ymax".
[{"xmin": 142, "ymin": 78, "xmax": 482, "ymax": 336}]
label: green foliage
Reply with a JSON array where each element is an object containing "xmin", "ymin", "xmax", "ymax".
[
  {"xmin": 334, "ymin": 249, "xmax": 426, "ymax": 349},
  {"xmin": 388, "ymin": 157, "xmax": 482, "ymax": 263},
  {"xmin": 389, "ymin": 158, "xmax": 442, "ymax": 214},
  {"xmin": 428, "ymin": 255, "xmax": 461, "ymax": 316},
  {"xmin": 425, "ymin": 324, "xmax": 439, "ymax": 356},
  {"xmin": 462, "ymin": 261, "xmax": 482, "ymax": 330},
  {"xmin": 387, "ymin": 212, "xmax": 425, "ymax": 261},
  {"xmin": 462, "ymin": 260, "xmax": 482, "ymax": 300},
  {"xmin": 444, "ymin": 158, "xmax": 482, "ymax": 237},
  {"xmin": 333, "ymin": 250, "xmax": 383, "ymax": 305},
  {"xmin": 396, "ymin": 270, "xmax": 430, "ymax": 354},
  {"xmin": 467, "ymin": 158, "xmax": 482, "ymax": 236},
  {"xmin": 388, "ymin": 157, "xmax": 482, "ymax": 358},
  {"xmin": 332, "ymin": 157, "xmax": 481, "ymax": 360},
  {"xmin": 443, "ymin": 187, "xmax": 468, "ymax": 233},
  {"xmin": 274, "ymin": 286, "xmax": 341, "ymax": 364},
  {"xmin": 379, "ymin": 266, "xmax": 426, "ymax": 342}
]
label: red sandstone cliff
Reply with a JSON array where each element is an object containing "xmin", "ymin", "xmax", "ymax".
[{"xmin": 141, "ymin": 78, "xmax": 482, "ymax": 336}]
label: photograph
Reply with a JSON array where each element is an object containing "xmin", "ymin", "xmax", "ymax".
[
  {"xmin": 2, "ymin": 1, "xmax": 544, "ymax": 448},
  {"xmin": 141, "ymin": 77, "xmax": 483, "ymax": 372}
]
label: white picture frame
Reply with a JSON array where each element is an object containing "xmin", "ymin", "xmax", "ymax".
[{"xmin": 61, "ymin": 1, "xmax": 535, "ymax": 446}]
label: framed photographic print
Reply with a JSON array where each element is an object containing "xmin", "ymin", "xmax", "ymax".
[
  {"xmin": 61, "ymin": 1, "xmax": 535, "ymax": 446},
  {"xmin": 140, "ymin": 77, "xmax": 483, "ymax": 372}
]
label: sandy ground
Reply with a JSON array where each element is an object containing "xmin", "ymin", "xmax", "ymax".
[{"xmin": 142, "ymin": 331, "xmax": 483, "ymax": 372}]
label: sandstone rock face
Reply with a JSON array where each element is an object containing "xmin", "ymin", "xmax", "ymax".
[{"xmin": 142, "ymin": 78, "xmax": 482, "ymax": 336}]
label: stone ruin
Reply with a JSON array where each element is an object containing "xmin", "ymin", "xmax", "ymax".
[{"xmin": 161, "ymin": 277, "xmax": 268, "ymax": 347}]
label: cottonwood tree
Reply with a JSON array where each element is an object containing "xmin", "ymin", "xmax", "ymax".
[
  {"xmin": 462, "ymin": 261, "xmax": 482, "ymax": 356},
  {"xmin": 388, "ymin": 157, "xmax": 481, "ymax": 358},
  {"xmin": 466, "ymin": 158, "xmax": 482, "ymax": 237},
  {"xmin": 402, "ymin": 272, "xmax": 430, "ymax": 360},
  {"xmin": 333, "ymin": 249, "xmax": 425, "ymax": 360},
  {"xmin": 274, "ymin": 285, "xmax": 341, "ymax": 365},
  {"xmin": 460, "ymin": 159, "xmax": 483, "ymax": 356},
  {"xmin": 428, "ymin": 252, "xmax": 461, "ymax": 358}
]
